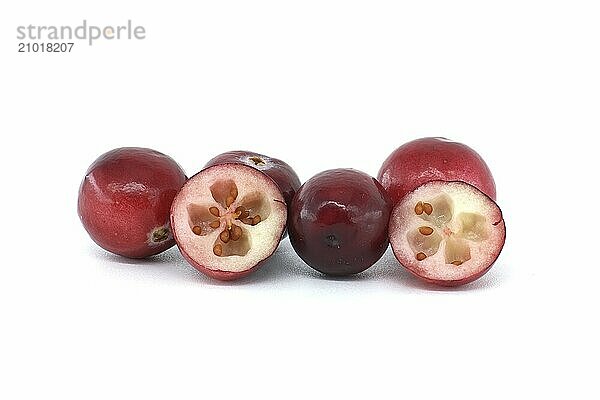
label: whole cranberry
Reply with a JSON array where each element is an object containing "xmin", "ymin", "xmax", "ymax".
[
  {"xmin": 378, "ymin": 137, "xmax": 496, "ymax": 205},
  {"xmin": 288, "ymin": 169, "xmax": 392, "ymax": 276},
  {"xmin": 78, "ymin": 147, "xmax": 187, "ymax": 258}
]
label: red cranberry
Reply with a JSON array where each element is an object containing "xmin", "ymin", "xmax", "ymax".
[
  {"xmin": 388, "ymin": 180, "xmax": 506, "ymax": 286},
  {"xmin": 170, "ymin": 163, "xmax": 287, "ymax": 281},
  {"xmin": 204, "ymin": 150, "xmax": 300, "ymax": 206},
  {"xmin": 288, "ymin": 169, "xmax": 392, "ymax": 276},
  {"xmin": 78, "ymin": 147, "xmax": 186, "ymax": 258},
  {"xmin": 378, "ymin": 137, "xmax": 496, "ymax": 205}
]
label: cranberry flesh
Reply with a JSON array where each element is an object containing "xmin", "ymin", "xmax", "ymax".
[
  {"xmin": 378, "ymin": 137, "xmax": 496, "ymax": 205},
  {"xmin": 78, "ymin": 147, "xmax": 187, "ymax": 258},
  {"xmin": 170, "ymin": 163, "xmax": 287, "ymax": 281},
  {"xmin": 204, "ymin": 150, "xmax": 301, "ymax": 206},
  {"xmin": 388, "ymin": 180, "xmax": 506, "ymax": 286},
  {"xmin": 288, "ymin": 169, "xmax": 392, "ymax": 276}
]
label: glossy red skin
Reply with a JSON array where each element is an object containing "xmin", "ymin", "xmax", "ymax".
[
  {"xmin": 78, "ymin": 147, "xmax": 187, "ymax": 258},
  {"xmin": 378, "ymin": 137, "xmax": 496, "ymax": 205},
  {"xmin": 204, "ymin": 150, "xmax": 301, "ymax": 206},
  {"xmin": 288, "ymin": 169, "xmax": 392, "ymax": 276},
  {"xmin": 170, "ymin": 163, "xmax": 287, "ymax": 282}
]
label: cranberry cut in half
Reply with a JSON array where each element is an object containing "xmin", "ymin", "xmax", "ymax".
[
  {"xmin": 78, "ymin": 147, "xmax": 187, "ymax": 258},
  {"xmin": 378, "ymin": 137, "xmax": 496, "ymax": 205},
  {"xmin": 388, "ymin": 181, "xmax": 505, "ymax": 287},
  {"xmin": 170, "ymin": 164, "xmax": 287, "ymax": 281},
  {"xmin": 288, "ymin": 169, "xmax": 392, "ymax": 276},
  {"xmin": 204, "ymin": 150, "xmax": 301, "ymax": 207}
]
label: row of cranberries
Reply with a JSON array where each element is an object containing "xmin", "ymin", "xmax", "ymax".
[{"xmin": 78, "ymin": 138, "xmax": 506, "ymax": 287}]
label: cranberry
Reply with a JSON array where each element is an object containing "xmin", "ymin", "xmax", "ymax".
[
  {"xmin": 78, "ymin": 147, "xmax": 187, "ymax": 258},
  {"xmin": 378, "ymin": 137, "xmax": 496, "ymax": 205},
  {"xmin": 204, "ymin": 150, "xmax": 300, "ymax": 206},
  {"xmin": 388, "ymin": 180, "xmax": 506, "ymax": 286},
  {"xmin": 170, "ymin": 163, "xmax": 287, "ymax": 281},
  {"xmin": 288, "ymin": 169, "xmax": 392, "ymax": 276}
]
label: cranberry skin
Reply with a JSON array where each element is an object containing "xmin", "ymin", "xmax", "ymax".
[
  {"xmin": 288, "ymin": 169, "xmax": 392, "ymax": 276},
  {"xmin": 377, "ymin": 137, "xmax": 496, "ymax": 205},
  {"xmin": 178, "ymin": 248, "xmax": 265, "ymax": 282},
  {"xmin": 204, "ymin": 150, "xmax": 301, "ymax": 206},
  {"xmin": 78, "ymin": 147, "xmax": 187, "ymax": 258}
]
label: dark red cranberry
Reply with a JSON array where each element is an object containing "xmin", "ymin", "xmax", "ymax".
[
  {"xmin": 204, "ymin": 150, "xmax": 300, "ymax": 206},
  {"xmin": 288, "ymin": 169, "xmax": 392, "ymax": 276},
  {"xmin": 78, "ymin": 147, "xmax": 187, "ymax": 258}
]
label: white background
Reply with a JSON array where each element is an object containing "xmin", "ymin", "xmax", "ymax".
[{"xmin": 1, "ymin": 1, "xmax": 599, "ymax": 399}]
